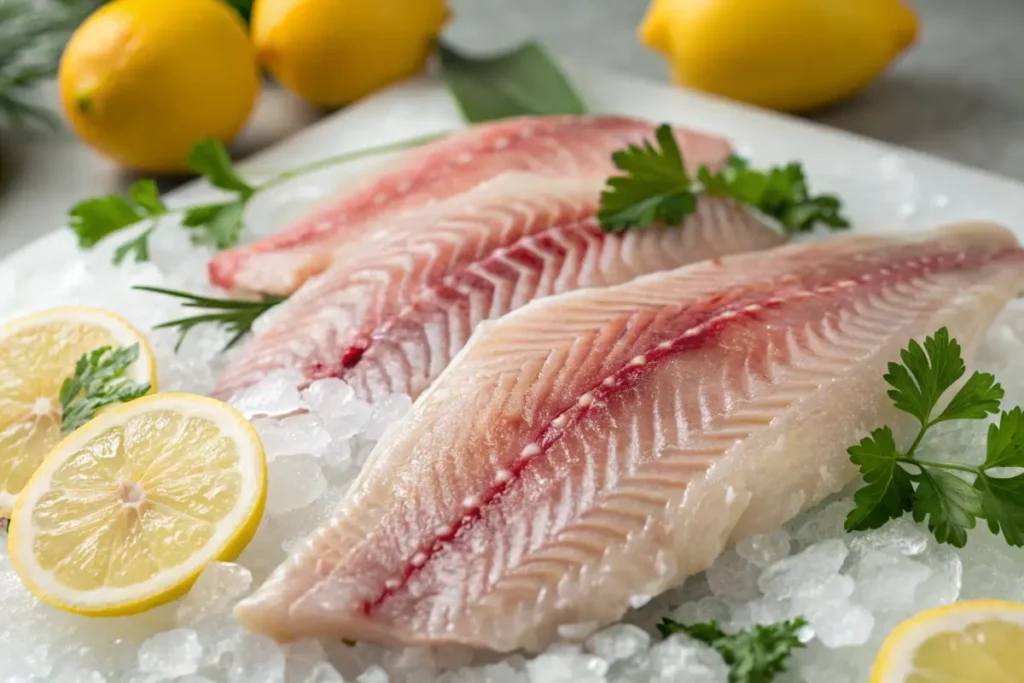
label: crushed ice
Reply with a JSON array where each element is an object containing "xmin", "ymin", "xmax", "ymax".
[{"xmin": 3, "ymin": 248, "xmax": 1024, "ymax": 682}]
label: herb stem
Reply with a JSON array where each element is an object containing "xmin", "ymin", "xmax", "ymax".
[
  {"xmin": 255, "ymin": 131, "xmax": 450, "ymax": 192},
  {"xmin": 903, "ymin": 426, "xmax": 929, "ymax": 460},
  {"xmin": 904, "ymin": 458, "xmax": 980, "ymax": 475}
]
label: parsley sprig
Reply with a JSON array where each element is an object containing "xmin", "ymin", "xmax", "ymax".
[
  {"xmin": 133, "ymin": 285, "xmax": 286, "ymax": 351},
  {"xmin": 845, "ymin": 327, "xmax": 1024, "ymax": 548},
  {"xmin": 60, "ymin": 344, "xmax": 152, "ymax": 432},
  {"xmin": 658, "ymin": 617, "xmax": 807, "ymax": 683},
  {"xmin": 68, "ymin": 132, "xmax": 449, "ymax": 265},
  {"xmin": 597, "ymin": 123, "xmax": 849, "ymax": 235}
]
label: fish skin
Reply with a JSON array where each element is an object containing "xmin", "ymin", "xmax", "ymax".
[
  {"xmin": 235, "ymin": 222, "xmax": 1024, "ymax": 651},
  {"xmin": 208, "ymin": 115, "xmax": 734, "ymax": 296},
  {"xmin": 214, "ymin": 173, "xmax": 784, "ymax": 400}
]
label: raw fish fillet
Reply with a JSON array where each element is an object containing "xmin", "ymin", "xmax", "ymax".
[
  {"xmin": 235, "ymin": 222, "xmax": 1024, "ymax": 651},
  {"xmin": 214, "ymin": 173, "xmax": 784, "ymax": 400},
  {"xmin": 208, "ymin": 115, "xmax": 734, "ymax": 296}
]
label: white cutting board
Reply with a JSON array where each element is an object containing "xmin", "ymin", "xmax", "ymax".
[{"xmin": 4, "ymin": 64, "xmax": 1024, "ymax": 285}]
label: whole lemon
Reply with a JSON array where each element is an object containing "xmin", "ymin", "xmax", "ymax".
[
  {"xmin": 640, "ymin": 0, "xmax": 919, "ymax": 113},
  {"xmin": 252, "ymin": 0, "xmax": 449, "ymax": 107},
  {"xmin": 59, "ymin": 0, "xmax": 261, "ymax": 173}
]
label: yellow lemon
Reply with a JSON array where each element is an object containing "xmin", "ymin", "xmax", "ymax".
[
  {"xmin": 640, "ymin": 0, "xmax": 919, "ymax": 113},
  {"xmin": 252, "ymin": 0, "xmax": 449, "ymax": 107},
  {"xmin": 871, "ymin": 600, "xmax": 1024, "ymax": 682},
  {"xmin": 59, "ymin": 0, "xmax": 261, "ymax": 173},
  {"xmin": 0, "ymin": 307, "xmax": 156, "ymax": 517},
  {"xmin": 8, "ymin": 393, "xmax": 267, "ymax": 616}
]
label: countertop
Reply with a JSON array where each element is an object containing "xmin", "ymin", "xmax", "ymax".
[{"xmin": 1, "ymin": 0, "xmax": 1022, "ymax": 257}]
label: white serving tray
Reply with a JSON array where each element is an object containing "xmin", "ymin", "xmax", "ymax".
[{"xmin": 4, "ymin": 63, "xmax": 1024, "ymax": 289}]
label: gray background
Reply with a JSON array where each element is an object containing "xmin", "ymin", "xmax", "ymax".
[{"xmin": 1, "ymin": 0, "xmax": 1022, "ymax": 255}]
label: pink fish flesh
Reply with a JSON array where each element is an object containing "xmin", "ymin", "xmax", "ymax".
[
  {"xmin": 208, "ymin": 115, "xmax": 734, "ymax": 296},
  {"xmin": 214, "ymin": 173, "xmax": 784, "ymax": 401},
  {"xmin": 234, "ymin": 222, "xmax": 1024, "ymax": 651}
]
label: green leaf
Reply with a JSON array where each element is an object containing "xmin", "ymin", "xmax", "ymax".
[
  {"xmin": 437, "ymin": 40, "xmax": 585, "ymax": 124},
  {"xmin": 701, "ymin": 156, "xmax": 850, "ymax": 235},
  {"xmin": 884, "ymin": 328, "xmax": 966, "ymax": 425},
  {"xmin": 112, "ymin": 225, "xmax": 155, "ymax": 265},
  {"xmin": 668, "ymin": 617, "xmax": 808, "ymax": 683},
  {"xmin": 983, "ymin": 407, "xmax": 1024, "ymax": 470},
  {"xmin": 975, "ymin": 472, "xmax": 1024, "ymax": 547},
  {"xmin": 128, "ymin": 179, "xmax": 166, "ymax": 215},
  {"xmin": 185, "ymin": 139, "xmax": 253, "ymax": 195},
  {"xmin": 183, "ymin": 200, "xmax": 248, "ymax": 249},
  {"xmin": 68, "ymin": 195, "xmax": 143, "ymax": 248},
  {"xmin": 845, "ymin": 427, "xmax": 917, "ymax": 531},
  {"xmin": 224, "ymin": 0, "xmax": 252, "ymax": 22},
  {"xmin": 59, "ymin": 344, "xmax": 151, "ymax": 432},
  {"xmin": 934, "ymin": 370, "xmax": 1004, "ymax": 424},
  {"xmin": 597, "ymin": 124, "xmax": 697, "ymax": 232},
  {"xmin": 913, "ymin": 468, "xmax": 982, "ymax": 548}
]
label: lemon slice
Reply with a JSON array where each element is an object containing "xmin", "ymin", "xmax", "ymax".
[
  {"xmin": 871, "ymin": 600, "xmax": 1024, "ymax": 683},
  {"xmin": 0, "ymin": 306, "xmax": 157, "ymax": 516},
  {"xmin": 8, "ymin": 393, "xmax": 266, "ymax": 616}
]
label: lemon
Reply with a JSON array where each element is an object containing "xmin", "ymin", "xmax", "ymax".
[
  {"xmin": 871, "ymin": 600, "xmax": 1024, "ymax": 682},
  {"xmin": 252, "ymin": 0, "xmax": 449, "ymax": 107},
  {"xmin": 59, "ymin": 0, "xmax": 261, "ymax": 173},
  {"xmin": 640, "ymin": 0, "xmax": 919, "ymax": 113},
  {"xmin": 0, "ymin": 307, "xmax": 156, "ymax": 517},
  {"xmin": 8, "ymin": 393, "xmax": 266, "ymax": 616}
]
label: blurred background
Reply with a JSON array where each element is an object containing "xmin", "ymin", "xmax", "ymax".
[{"xmin": 1, "ymin": 0, "xmax": 1022, "ymax": 256}]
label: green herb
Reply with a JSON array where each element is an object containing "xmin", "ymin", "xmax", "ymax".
[
  {"xmin": 0, "ymin": 0, "xmax": 103, "ymax": 129},
  {"xmin": 60, "ymin": 344, "xmax": 151, "ymax": 431},
  {"xmin": 224, "ymin": 0, "xmax": 252, "ymax": 23},
  {"xmin": 844, "ymin": 327, "xmax": 1024, "ymax": 549},
  {"xmin": 657, "ymin": 617, "xmax": 807, "ymax": 683},
  {"xmin": 134, "ymin": 285, "xmax": 286, "ymax": 351},
  {"xmin": 69, "ymin": 132, "xmax": 449, "ymax": 264},
  {"xmin": 597, "ymin": 124, "xmax": 850, "ymax": 235},
  {"xmin": 437, "ymin": 40, "xmax": 585, "ymax": 123}
]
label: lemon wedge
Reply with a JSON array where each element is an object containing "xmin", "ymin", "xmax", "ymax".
[
  {"xmin": 871, "ymin": 600, "xmax": 1024, "ymax": 683},
  {"xmin": 0, "ymin": 307, "xmax": 156, "ymax": 516},
  {"xmin": 8, "ymin": 393, "xmax": 266, "ymax": 616}
]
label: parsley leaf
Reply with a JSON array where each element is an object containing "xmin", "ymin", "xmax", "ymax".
[
  {"xmin": 659, "ymin": 617, "xmax": 807, "ymax": 683},
  {"xmin": 844, "ymin": 427, "xmax": 916, "ymax": 531},
  {"xmin": 912, "ymin": 468, "xmax": 982, "ymax": 548},
  {"xmin": 597, "ymin": 124, "xmax": 696, "ymax": 232},
  {"xmin": 884, "ymin": 328, "xmax": 965, "ymax": 425},
  {"xmin": 183, "ymin": 200, "xmax": 248, "ymax": 249},
  {"xmin": 982, "ymin": 407, "xmax": 1024, "ymax": 470},
  {"xmin": 185, "ymin": 139, "xmax": 254, "ymax": 196},
  {"xmin": 934, "ymin": 371, "xmax": 1004, "ymax": 424},
  {"xmin": 974, "ymin": 472, "xmax": 1024, "ymax": 547},
  {"xmin": 59, "ymin": 344, "xmax": 152, "ymax": 432},
  {"xmin": 113, "ymin": 226, "xmax": 156, "ymax": 265},
  {"xmin": 128, "ymin": 179, "xmax": 167, "ymax": 215},
  {"xmin": 68, "ymin": 179, "xmax": 166, "ymax": 258}
]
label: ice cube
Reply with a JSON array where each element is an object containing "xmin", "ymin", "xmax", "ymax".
[
  {"xmin": 526, "ymin": 652, "xmax": 609, "ymax": 683},
  {"xmin": 363, "ymin": 394, "xmax": 414, "ymax": 441},
  {"xmin": 647, "ymin": 635, "xmax": 729, "ymax": 683},
  {"xmin": 735, "ymin": 529, "xmax": 792, "ymax": 569},
  {"xmin": 850, "ymin": 551, "xmax": 932, "ymax": 611},
  {"xmin": 228, "ymin": 633, "xmax": 287, "ymax": 683},
  {"xmin": 849, "ymin": 518, "xmax": 930, "ymax": 557},
  {"xmin": 232, "ymin": 370, "xmax": 305, "ymax": 418},
  {"xmin": 914, "ymin": 544, "xmax": 963, "ymax": 607},
  {"xmin": 302, "ymin": 379, "xmax": 373, "ymax": 440},
  {"xmin": 357, "ymin": 665, "xmax": 391, "ymax": 683},
  {"xmin": 806, "ymin": 600, "xmax": 875, "ymax": 648},
  {"xmin": 790, "ymin": 501, "xmax": 852, "ymax": 548},
  {"xmin": 585, "ymin": 624, "xmax": 651, "ymax": 663},
  {"xmin": 194, "ymin": 614, "xmax": 244, "ymax": 668},
  {"xmin": 302, "ymin": 662, "xmax": 346, "ymax": 683},
  {"xmin": 758, "ymin": 539, "xmax": 849, "ymax": 599},
  {"xmin": 267, "ymin": 455, "xmax": 329, "ymax": 515},
  {"xmin": 177, "ymin": 562, "xmax": 252, "ymax": 626},
  {"xmin": 705, "ymin": 549, "xmax": 760, "ymax": 600},
  {"xmin": 324, "ymin": 438, "xmax": 354, "ymax": 470},
  {"xmin": 254, "ymin": 414, "xmax": 333, "ymax": 460},
  {"xmin": 670, "ymin": 597, "xmax": 730, "ymax": 628},
  {"xmin": 137, "ymin": 629, "xmax": 202, "ymax": 677}
]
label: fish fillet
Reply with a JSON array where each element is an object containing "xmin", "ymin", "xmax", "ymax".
[
  {"xmin": 214, "ymin": 173, "xmax": 784, "ymax": 401},
  {"xmin": 208, "ymin": 115, "xmax": 734, "ymax": 296},
  {"xmin": 235, "ymin": 222, "xmax": 1024, "ymax": 651}
]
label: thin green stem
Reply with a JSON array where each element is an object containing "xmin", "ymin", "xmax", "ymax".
[
  {"xmin": 255, "ymin": 131, "xmax": 450, "ymax": 191},
  {"xmin": 904, "ymin": 425, "xmax": 929, "ymax": 460},
  {"xmin": 905, "ymin": 458, "xmax": 981, "ymax": 475}
]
